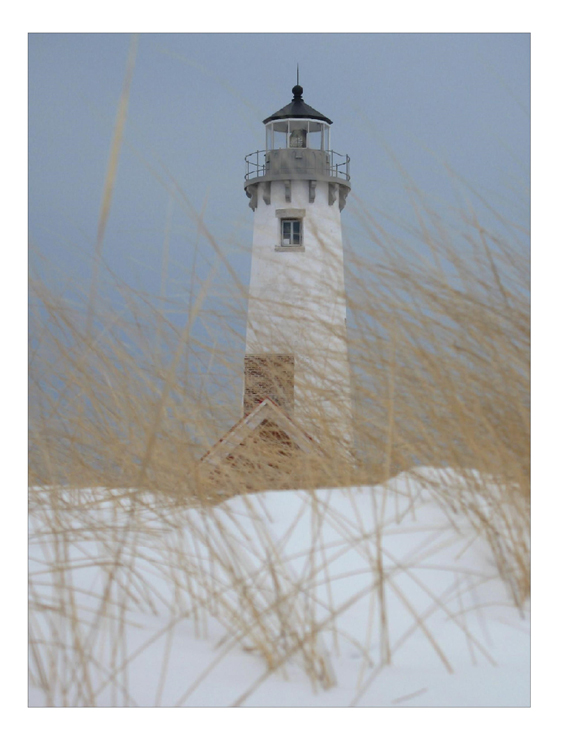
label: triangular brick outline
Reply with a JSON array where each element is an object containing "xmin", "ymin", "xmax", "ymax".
[{"xmin": 200, "ymin": 397, "xmax": 320, "ymax": 467}]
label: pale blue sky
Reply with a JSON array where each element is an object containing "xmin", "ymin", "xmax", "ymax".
[{"xmin": 28, "ymin": 33, "xmax": 530, "ymax": 310}]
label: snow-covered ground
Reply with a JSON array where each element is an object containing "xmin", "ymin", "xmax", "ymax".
[{"xmin": 28, "ymin": 468, "xmax": 529, "ymax": 707}]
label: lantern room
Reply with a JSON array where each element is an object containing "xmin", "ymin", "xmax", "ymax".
[
  {"xmin": 265, "ymin": 118, "xmax": 331, "ymax": 151},
  {"xmin": 263, "ymin": 84, "xmax": 332, "ymax": 151},
  {"xmin": 244, "ymin": 83, "xmax": 350, "ymax": 211}
]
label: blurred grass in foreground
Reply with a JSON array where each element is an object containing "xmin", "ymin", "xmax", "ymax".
[{"xmin": 28, "ymin": 178, "xmax": 530, "ymax": 704}]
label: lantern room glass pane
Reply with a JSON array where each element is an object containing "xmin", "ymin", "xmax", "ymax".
[
  {"xmin": 273, "ymin": 130, "xmax": 287, "ymax": 149},
  {"xmin": 289, "ymin": 128, "xmax": 307, "ymax": 148},
  {"xmin": 266, "ymin": 119, "xmax": 330, "ymax": 150}
]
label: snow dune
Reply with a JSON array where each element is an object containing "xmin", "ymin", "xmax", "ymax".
[{"xmin": 28, "ymin": 468, "xmax": 529, "ymax": 707}]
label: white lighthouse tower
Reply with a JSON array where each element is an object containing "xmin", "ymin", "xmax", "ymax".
[
  {"xmin": 201, "ymin": 81, "xmax": 354, "ymax": 472},
  {"xmin": 242, "ymin": 82, "xmax": 354, "ymax": 452}
]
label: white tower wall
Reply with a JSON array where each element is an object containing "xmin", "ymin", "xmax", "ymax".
[
  {"xmin": 245, "ymin": 178, "xmax": 353, "ymax": 449},
  {"xmin": 243, "ymin": 84, "xmax": 354, "ymax": 453}
]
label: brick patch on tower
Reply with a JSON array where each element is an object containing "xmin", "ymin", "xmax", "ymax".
[{"xmin": 244, "ymin": 355, "xmax": 295, "ymax": 415}]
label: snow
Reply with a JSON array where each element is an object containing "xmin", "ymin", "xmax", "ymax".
[{"xmin": 28, "ymin": 468, "xmax": 530, "ymax": 707}]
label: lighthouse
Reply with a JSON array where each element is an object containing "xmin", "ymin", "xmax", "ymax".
[
  {"xmin": 201, "ymin": 81, "xmax": 353, "ymax": 473},
  {"xmin": 243, "ymin": 82, "xmax": 353, "ymax": 451}
]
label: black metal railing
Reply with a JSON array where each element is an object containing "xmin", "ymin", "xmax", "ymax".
[{"xmin": 244, "ymin": 149, "xmax": 350, "ymax": 183}]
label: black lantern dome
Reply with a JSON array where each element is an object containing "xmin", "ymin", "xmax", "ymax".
[{"xmin": 263, "ymin": 84, "xmax": 332, "ymax": 125}]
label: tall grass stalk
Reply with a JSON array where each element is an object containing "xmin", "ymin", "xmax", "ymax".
[{"xmin": 29, "ymin": 175, "xmax": 529, "ymax": 704}]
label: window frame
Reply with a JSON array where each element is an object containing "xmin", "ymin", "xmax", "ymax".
[
  {"xmin": 275, "ymin": 208, "xmax": 305, "ymax": 252},
  {"xmin": 280, "ymin": 218, "xmax": 302, "ymax": 247}
]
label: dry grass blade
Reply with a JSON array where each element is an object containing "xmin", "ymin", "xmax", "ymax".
[
  {"xmin": 29, "ymin": 138, "xmax": 529, "ymax": 705},
  {"xmin": 86, "ymin": 33, "xmax": 139, "ymax": 339}
]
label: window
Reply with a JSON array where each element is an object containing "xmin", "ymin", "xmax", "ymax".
[
  {"xmin": 275, "ymin": 210, "xmax": 305, "ymax": 251},
  {"xmin": 281, "ymin": 219, "xmax": 302, "ymax": 247}
]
